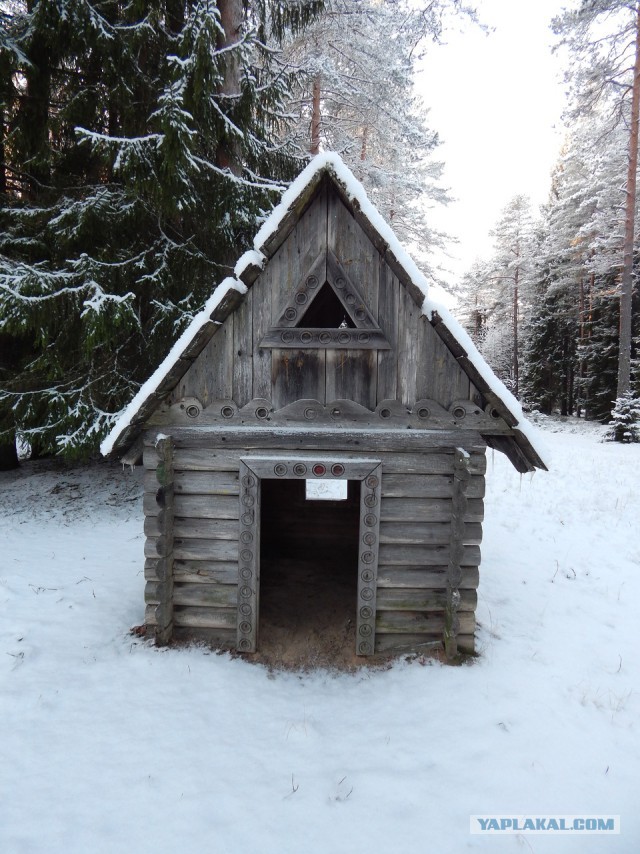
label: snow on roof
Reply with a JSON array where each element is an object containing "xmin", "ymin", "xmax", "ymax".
[
  {"xmin": 101, "ymin": 152, "xmax": 548, "ymax": 470},
  {"xmin": 253, "ymin": 152, "xmax": 432, "ymax": 302}
]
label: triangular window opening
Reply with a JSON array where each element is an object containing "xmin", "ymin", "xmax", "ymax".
[{"xmin": 300, "ymin": 281, "xmax": 356, "ymax": 329}]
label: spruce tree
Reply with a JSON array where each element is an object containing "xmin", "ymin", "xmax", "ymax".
[{"xmin": 0, "ymin": 0, "xmax": 322, "ymax": 460}]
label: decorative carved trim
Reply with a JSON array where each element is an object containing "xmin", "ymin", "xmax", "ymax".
[
  {"xmin": 260, "ymin": 248, "xmax": 390, "ymax": 350},
  {"xmin": 153, "ymin": 396, "xmax": 514, "ymax": 434},
  {"xmin": 237, "ymin": 455, "xmax": 382, "ymax": 656}
]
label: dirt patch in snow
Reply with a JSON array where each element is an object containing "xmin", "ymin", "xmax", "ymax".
[{"xmin": 236, "ymin": 557, "xmax": 403, "ymax": 673}]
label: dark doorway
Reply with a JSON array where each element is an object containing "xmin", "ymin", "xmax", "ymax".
[{"xmin": 259, "ymin": 477, "xmax": 361, "ymax": 667}]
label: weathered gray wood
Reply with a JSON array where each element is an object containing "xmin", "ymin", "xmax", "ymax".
[
  {"xmin": 376, "ymin": 565, "xmax": 479, "ymax": 589},
  {"xmin": 143, "ymin": 443, "xmax": 486, "ymax": 477},
  {"xmin": 355, "ymin": 463, "xmax": 382, "ymax": 655},
  {"xmin": 237, "ymin": 462, "xmax": 260, "ymax": 652},
  {"xmin": 169, "ymin": 312, "xmax": 234, "ymax": 405},
  {"xmin": 173, "ymin": 606, "xmax": 237, "ymax": 630},
  {"xmin": 374, "ymin": 634, "xmax": 443, "ymax": 654},
  {"xmin": 380, "ymin": 498, "xmax": 484, "ymax": 524},
  {"xmin": 397, "ymin": 283, "xmax": 420, "ymax": 405},
  {"xmin": 145, "ymin": 558, "xmax": 238, "ymax": 584},
  {"xmin": 325, "ymin": 349, "xmax": 377, "ymax": 409},
  {"xmin": 243, "ymin": 455, "xmax": 380, "ymax": 482},
  {"xmin": 252, "ymin": 262, "xmax": 273, "ymax": 400},
  {"xmin": 173, "ymin": 583, "xmax": 237, "ymax": 608},
  {"xmin": 257, "ymin": 170, "xmax": 326, "ymax": 258},
  {"xmin": 269, "ymin": 249, "xmax": 327, "ymax": 327},
  {"xmin": 376, "ymin": 264, "xmax": 399, "ymax": 401},
  {"xmin": 260, "ymin": 329, "xmax": 390, "ymax": 350},
  {"xmin": 381, "ymin": 473, "xmax": 485, "ymax": 499},
  {"xmin": 378, "ymin": 543, "xmax": 481, "ymax": 566},
  {"xmin": 162, "ymin": 426, "xmax": 487, "ymax": 454},
  {"xmin": 271, "ymin": 349, "xmax": 326, "ymax": 408},
  {"xmin": 232, "ymin": 285, "xmax": 253, "ymax": 407},
  {"xmin": 145, "ymin": 470, "xmax": 240, "ymax": 496},
  {"xmin": 153, "ymin": 436, "xmax": 175, "ymax": 646},
  {"xmin": 457, "ymin": 631, "xmax": 476, "ymax": 654},
  {"xmin": 145, "ymin": 515, "xmax": 239, "ymax": 541},
  {"xmin": 328, "ymin": 191, "xmax": 380, "ymax": 316},
  {"xmin": 144, "ymin": 492, "xmax": 239, "ymax": 520},
  {"xmin": 146, "ymin": 537, "xmax": 238, "ymax": 561},
  {"xmin": 444, "ymin": 448, "xmax": 471, "ymax": 659},
  {"xmin": 379, "ymin": 521, "xmax": 482, "ymax": 546},
  {"xmin": 376, "ymin": 610, "xmax": 475, "ymax": 635},
  {"xmin": 376, "ymin": 588, "xmax": 477, "ymax": 611}
]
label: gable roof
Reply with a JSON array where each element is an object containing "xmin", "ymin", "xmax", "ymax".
[{"xmin": 100, "ymin": 153, "xmax": 548, "ymax": 472}]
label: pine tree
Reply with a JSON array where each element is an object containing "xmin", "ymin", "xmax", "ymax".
[
  {"xmin": 0, "ymin": 0, "xmax": 322, "ymax": 461},
  {"xmin": 281, "ymin": 0, "xmax": 461, "ymax": 277}
]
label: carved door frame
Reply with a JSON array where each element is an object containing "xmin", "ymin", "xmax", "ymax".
[{"xmin": 237, "ymin": 455, "xmax": 382, "ymax": 655}]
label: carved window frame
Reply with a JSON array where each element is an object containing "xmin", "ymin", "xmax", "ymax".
[{"xmin": 237, "ymin": 456, "xmax": 382, "ymax": 656}]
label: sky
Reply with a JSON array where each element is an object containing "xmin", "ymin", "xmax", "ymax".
[{"xmin": 417, "ymin": 0, "xmax": 570, "ymax": 287}]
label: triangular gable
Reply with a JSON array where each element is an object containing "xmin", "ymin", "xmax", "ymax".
[{"xmin": 100, "ymin": 153, "xmax": 548, "ymax": 473}]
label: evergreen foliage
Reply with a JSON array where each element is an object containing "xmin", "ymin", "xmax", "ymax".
[
  {"xmin": 0, "ymin": 0, "xmax": 322, "ymax": 459},
  {"xmin": 605, "ymin": 390, "xmax": 640, "ymax": 442}
]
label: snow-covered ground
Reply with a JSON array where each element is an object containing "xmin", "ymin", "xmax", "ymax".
[{"xmin": 1, "ymin": 418, "xmax": 638, "ymax": 853}]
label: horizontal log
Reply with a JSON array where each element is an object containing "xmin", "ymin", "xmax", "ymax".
[
  {"xmin": 148, "ymin": 426, "xmax": 486, "ymax": 455},
  {"xmin": 374, "ymin": 634, "xmax": 443, "ymax": 654},
  {"xmin": 456, "ymin": 633, "xmax": 476, "ymax": 654},
  {"xmin": 379, "ymin": 521, "xmax": 482, "ymax": 546},
  {"xmin": 376, "ymin": 610, "xmax": 475, "ymax": 635},
  {"xmin": 145, "ymin": 581, "xmax": 238, "ymax": 608},
  {"xmin": 380, "ymin": 497, "xmax": 484, "ymax": 523},
  {"xmin": 174, "ymin": 583, "xmax": 237, "ymax": 608},
  {"xmin": 376, "ymin": 588, "xmax": 477, "ymax": 612},
  {"xmin": 381, "ymin": 473, "xmax": 485, "ymax": 499},
  {"xmin": 145, "ymin": 537, "xmax": 238, "ymax": 562},
  {"xmin": 143, "ymin": 445, "xmax": 487, "ymax": 477},
  {"xmin": 144, "ymin": 492, "xmax": 239, "ymax": 520},
  {"xmin": 145, "ymin": 604, "xmax": 158, "ymax": 626},
  {"xmin": 378, "ymin": 543, "xmax": 481, "ymax": 567},
  {"xmin": 144, "ymin": 469, "xmax": 240, "ymax": 496},
  {"xmin": 145, "ymin": 559, "xmax": 238, "ymax": 585},
  {"xmin": 376, "ymin": 566, "xmax": 479, "ymax": 589},
  {"xmin": 173, "ymin": 606, "xmax": 237, "ymax": 630},
  {"xmin": 145, "ymin": 516, "xmax": 239, "ymax": 541}
]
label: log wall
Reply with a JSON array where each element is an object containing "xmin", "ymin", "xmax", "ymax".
[{"xmin": 142, "ymin": 429, "xmax": 485, "ymax": 655}]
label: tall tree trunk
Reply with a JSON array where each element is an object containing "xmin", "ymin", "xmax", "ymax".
[
  {"xmin": 513, "ymin": 265, "xmax": 519, "ymax": 397},
  {"xmin": 310, "ymin": 74, "xmax": 321, "ymax": 155},
  {"xmin": 618, "ymin": 1, "xmax": 640, "ymax": 400},
  {"xmin": 217, "ymin": 0, "xmax": 243, "ymax": 175}
]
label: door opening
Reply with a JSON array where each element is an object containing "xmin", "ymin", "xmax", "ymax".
[{"xmin": 259, "ymin": 478, "xmax": 361, "ymax": 667}]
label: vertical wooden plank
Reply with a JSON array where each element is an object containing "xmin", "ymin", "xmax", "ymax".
[
  {"xmin": 271, "ymin": 349, "xmax": 326, "ymax": 407},
  {"xmin": 270, "ymin": 182, "xmax": 328, "ymax": 408},
  {"xmin": 252, "ymin": 269, "xmax": 272, "ymax": 401},
  {"xmin": 444, "ymin": 448, "xmax": 471, "ymax": 658},
  {"xmin": 325, "ymin": 349, "xmax": 376, "ymax": 409},
  {"xmin": 356, "ymin": 464, "xmax": 382, "ymax": 655},
  {"xmin": 397, "ymin": 283, "xmax": 419, "ymax": 404},
  {"xmin": 272, "ymin": 181, "xmax": 328, "ymax": 319},
  {"xmin": 327, "ymin": 191, "xmax": 379, "ymax": 316},
  {"xmin": 417, "ymin": 319, "xmax": 471, "ymax": 407},
  {"xmin": 376, "ymin": 265, "xmax": 399, "ymax": 401},
  {"xmin": 170, "ymin": 313, "xmax": 234, "ymax": 406},
  {"xmin": 237, "ymin": 462, "xmax": 260, "ymax": 653},
  {"xmin": 232, "ymin": 286, "xmax": 253, "ymax": 406},
  {"xmin": 154, "ymin": 436, "xmax": 175, "ymax": 646}
]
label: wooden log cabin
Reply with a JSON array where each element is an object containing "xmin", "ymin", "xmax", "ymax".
[{"xmin": 102, "ymin": 154, "xmax": 547, "ymax": 660}]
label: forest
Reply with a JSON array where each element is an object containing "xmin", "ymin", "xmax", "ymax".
[{"xmin": 0, "ymin": 0, "xmax": 639, "ymax": 468}]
